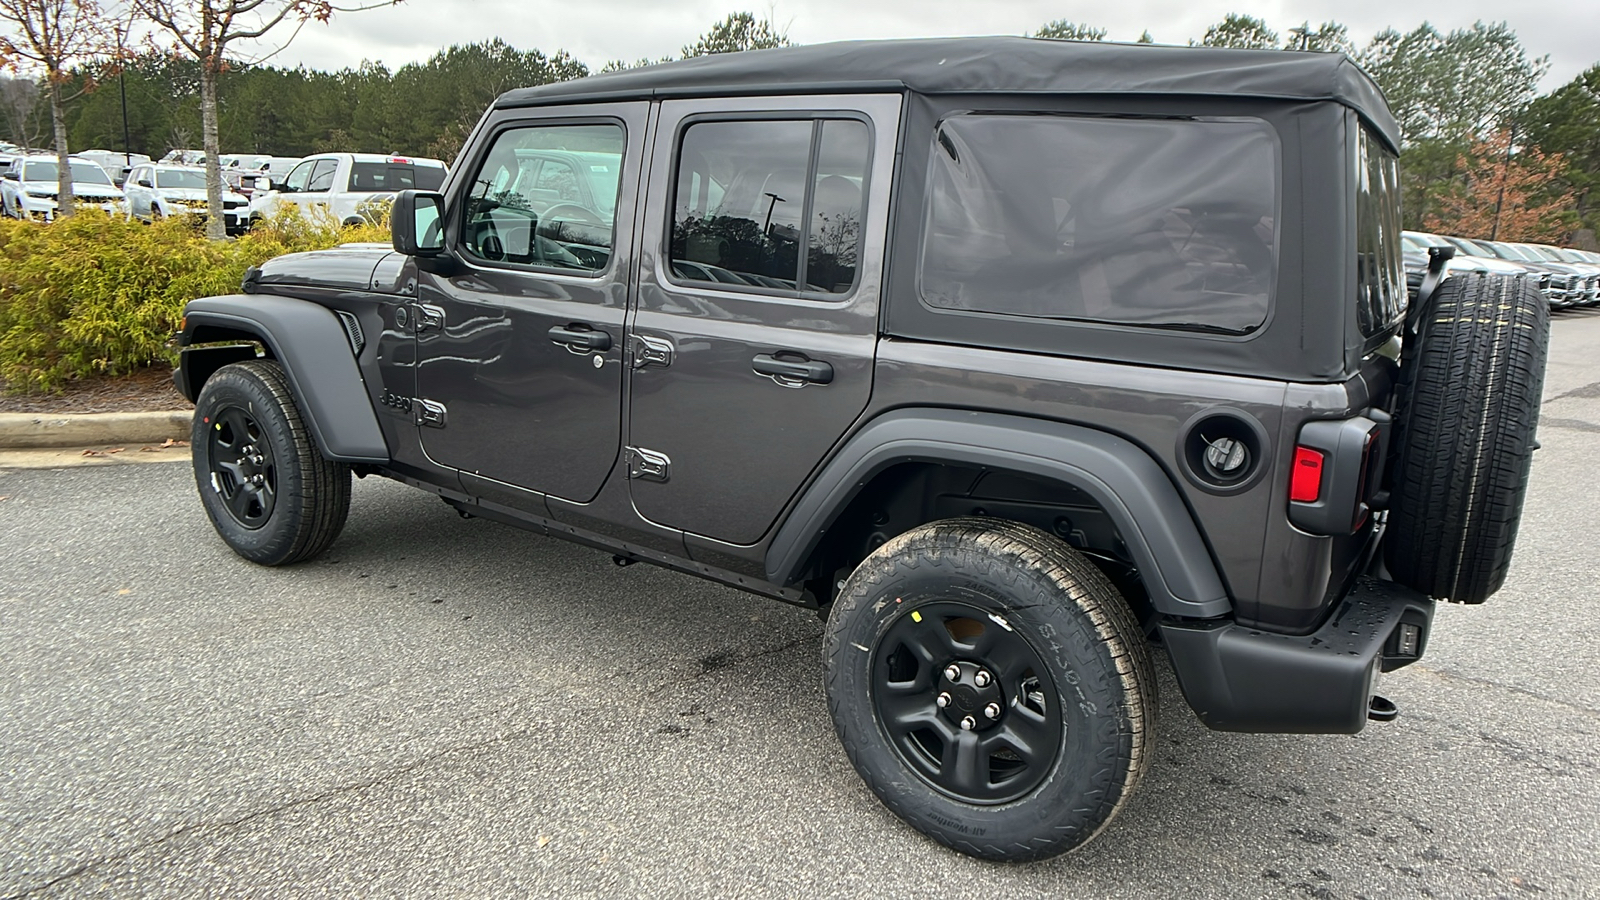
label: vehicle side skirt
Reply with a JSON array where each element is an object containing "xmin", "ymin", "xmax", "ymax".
[{"xmin": 386, "ymin": 470, "xmax": 815, "ymax": 608}]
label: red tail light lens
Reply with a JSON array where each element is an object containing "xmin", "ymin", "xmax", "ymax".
[{"xmin": 1290, "ymin": 446, "xmax": 1325, "ymax": 503}]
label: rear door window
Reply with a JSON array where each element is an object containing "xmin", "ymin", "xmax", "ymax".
[
  {"xmin": 670, "ymin": 118, "xmax": 870, "ymax": 295},
  {"xmin": 920, "ymin": 114, "xmax": 1279, "ymax": 334}
]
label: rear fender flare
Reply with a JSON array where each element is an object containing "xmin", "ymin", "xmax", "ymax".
[
  {"xmin": 765, "ymin": 409, "xmax": 1232, "ymax": 619},
  {"xmin": 179, "ymin": 294, "xmax": 388, "ymax": 464}
]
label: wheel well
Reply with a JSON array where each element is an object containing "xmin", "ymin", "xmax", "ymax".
[{"xmin": 802, "ymin": 461, "xmax": 1151, "ymax": 624}]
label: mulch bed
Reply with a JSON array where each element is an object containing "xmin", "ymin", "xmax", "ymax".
[{"xmin": 0, "ymin": 367, "xmax": 193, "ymax": 414}]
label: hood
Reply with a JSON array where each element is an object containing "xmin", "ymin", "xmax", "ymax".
[
  {"xmin": 21, "ymin": 180, "xmax": 123, "ymax": 200},
  {"xmin": 161, "ymin": 187, "xmax": 247, "ymax": 203},
  {"xmin": 245, "ymin": 244, "xmax": 404, "ymax": 295}
]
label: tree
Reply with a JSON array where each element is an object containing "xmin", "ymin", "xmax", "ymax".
[
  {"xmin": 1283, "ymin": 21, "xmax": 1353, "ymax": 54},
  {"xmin": 1032, "ymin": 20, "xmax": 1106, "ymax": 42},
  {"xmin": 0, "ymin": 0, "xmax": 120, "ymax": 216},
  {"xmin": 1523, "ymin": 65, "xmax": 1600, "ymax": 240},
  {"xmin": 0, "ymin": 72, "xmax": 46, "ymax": 146},
  {"xmin": 681, "ymin": 11, "xmax": 788, "ymax": 57},
  {"xmin": 1198, "ymin": 14, "xmax": 1277, "ymax": 50},
  {"xmin": 1424, "ymin": 129, "xmax": 1574, "ymax": 243},
  {"xmin": 1360, "ymin": 22, "xmax": 1547, "ymax": 146},
  {"xmin": 132, "ymin": 0, "xmax": 397, "ymax": 239}
]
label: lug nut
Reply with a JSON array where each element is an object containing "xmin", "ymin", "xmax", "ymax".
[
  {"xmin": 944, "ymin": 664, "xmax": 961, "ymax": 682},
  {"xmin": 959, "ymin": 716, "xmax": 976, "ymax": 731},
  {"xmin": 973, "ymin": 670, "xmax": 991, "ymax": 688},
  {"xmin": 984, "ymin": 702, "xmax": 1001, "ymax": 719},
  {"xmin": 936, "ymin": 692, "xmax": 951, "ymax": 708}
]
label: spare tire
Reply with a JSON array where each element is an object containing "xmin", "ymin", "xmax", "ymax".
[{"xmin": 1384, "ymin": 272, "xmax": 1549, "ymax": 603}]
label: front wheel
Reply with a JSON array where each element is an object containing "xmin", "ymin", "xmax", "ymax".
[
  {"xmin": 823, "ymin": 518, "xmax": 1155, "ymax": 861},
  {"xmin": 192, "ymin": 359, "xmax": 351, "ymax": 565}
]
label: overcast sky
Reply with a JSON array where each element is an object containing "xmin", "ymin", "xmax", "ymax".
[{"xmin": 247, "ymin": 0, "xmax": 1596, "ymax": 91}]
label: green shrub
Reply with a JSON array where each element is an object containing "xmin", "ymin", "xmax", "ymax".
[{"xmin": 0, "ymin": 207, "xmax": 390, "ymax": 392}]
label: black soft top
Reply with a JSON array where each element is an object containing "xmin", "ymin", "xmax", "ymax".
[{"xmin": 496, "ymin": 36, "xmax": 1401, "ymax": 151}]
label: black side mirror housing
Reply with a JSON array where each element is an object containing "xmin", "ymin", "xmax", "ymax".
[{"xmin": 392, "ymin": 189, "xmax": 446, "ymax": 257}]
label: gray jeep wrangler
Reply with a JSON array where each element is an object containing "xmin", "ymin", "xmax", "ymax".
[{"xmin": 174, "ymin": 38, "xmax": 1548, "ymax": 861}]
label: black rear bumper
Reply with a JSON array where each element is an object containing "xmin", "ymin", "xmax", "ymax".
[{"xmin": 1161, "ymin": 577, "xmax": 1433, "ymax": 734}]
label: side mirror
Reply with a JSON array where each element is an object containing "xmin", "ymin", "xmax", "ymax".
[
  {"xmin": 136, "ymin": 178, "xmax": 152, "ymax": 188},
  {"xmin": 392, "ymin": 189, "xmax": 446, "ymax": 256},
  {"xmin": 2, "ymin": 171, "xmax": 16, "ymax": 181}
]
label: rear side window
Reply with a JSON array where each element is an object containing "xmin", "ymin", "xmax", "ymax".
[
  {"xmin": 921, "ymin": 114, "xmax": 1279, "ymax": 334},
  {"xmin": 670, "ymin": 118, "xmax": 869, "ymax": 295},
  {"xmin": 348, "ymin": 162, "xmax": 446, "ymax": 192},
  {"xmin": 1355, "ymin": 127, "xmax": 1405, "ymax": 336}
]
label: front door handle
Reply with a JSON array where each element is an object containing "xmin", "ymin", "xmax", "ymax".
[
  {"xmin": 549, "ymin": 324, "xmax": 612, "ymax": 352},
  {"xmin": 752, "ymin": 352, "xmax": 833, "ymax": 387}
]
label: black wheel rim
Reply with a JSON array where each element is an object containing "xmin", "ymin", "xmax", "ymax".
[
  {"xmin": 206, "ymin": 405, "xmax": 277, "ymax": 529},
  {"xmin": 871, "ymin": 600, "xmax": 1063, "ymax": 805}
]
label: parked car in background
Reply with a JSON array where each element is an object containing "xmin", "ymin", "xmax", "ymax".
[
  {"xmin": 76, "ymin": 149, "xmax": 153, "ymax": 186},
  {"xmin": 123, "ymin": 163, "xmax": 250, "ymax": 234},
  {"xmin": 235, "ymin": 155, "xmax": 301, "ymax": 197},
  {"xmin": 1513, "ymin": 243, "xmax": 1600, "ymax": 306},
  {"xmin": 246, "ymin": 152, "xmax": 446, "ymax": 226},
  {"xmin": 0, "ymin": 155, "xmax": 124, "ymax": 220},
  {"xmin": 1400, "ymin": 231, "xmax": 1537, "ymax": 300},
  {"xmin": 160, "ymin": 149, "xmax": 206, "ymax": 166},
  {"xmin": 1475, "ymin": 240, "xmax": 1596, "ymax": 308}
]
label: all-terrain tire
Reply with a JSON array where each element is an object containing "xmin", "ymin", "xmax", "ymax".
[
  {"xmin": 823, "ymin": 518, "xmax": 1155, "ymax": 862},
  {"xmin": 192, "ymin": 359, "xmax": 351, "ymax": 565},
  {"xmin": 1385, "ymin": 272, "xmax": 1548, "ymax": 603}
]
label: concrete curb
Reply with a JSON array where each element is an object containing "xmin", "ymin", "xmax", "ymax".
[{"xmin": 0, "ymin": 410, "xmax": 192, "ymax": 449}]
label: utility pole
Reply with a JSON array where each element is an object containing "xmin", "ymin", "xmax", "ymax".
[{"xmin": 119, "ymin": 68, "xmax": 131, "ymax": 171}]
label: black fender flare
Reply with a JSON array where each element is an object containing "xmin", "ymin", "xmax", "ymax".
[
  {"xmin": 178, "ymin": 294, "xmax": 389, "ymax": 464},
  {"xmin": 764, "ymin": 409, "xmax": 1232, "ymax": 619}
]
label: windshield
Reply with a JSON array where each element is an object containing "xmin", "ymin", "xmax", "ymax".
[
  {"xmin": 1518, "ymin": 244, "xmax": 1564, "ymax": 263},
  {"xmin": 23, "ymin": 160, "xmax": 113, "ymax": 185},
  {"xmin": 1494, "ymin": 243, "xmax": 1539, "ymax": 262},
  {"xmin": 155, "ymin": 169, "xmax": 206, "ymax": 190},
  {"xmin": 1553, "ymin": 248, "xmax": 1591, "ymax": 264}
]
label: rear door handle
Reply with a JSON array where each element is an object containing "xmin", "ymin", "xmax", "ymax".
[
  {"xmin": 549, "ymin": 324, "xmax": 612, "ymax": 352},
  {"xmin": 752, "ymin": 352, "xmax": 833, "ymax": 387}
]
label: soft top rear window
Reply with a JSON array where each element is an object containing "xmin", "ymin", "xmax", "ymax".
[{"xmin": 920, "ymin": 113, "xmax": 1279, "ymax": 334}]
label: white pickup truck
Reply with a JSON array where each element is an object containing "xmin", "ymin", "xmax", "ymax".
[{"xmin": 247, "ymin": 152, "xmax": 447, "ymax": 227}]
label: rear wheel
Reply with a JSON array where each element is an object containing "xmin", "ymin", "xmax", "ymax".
[
  {"xmin": 824, "ymin": 518, "xmax": 1154, "ymax": 861},
  {"xmin": 1385, "ymin": 272, "xmax": 1549, "ymax": 603},
  {"xmin": 192, "ymin": 360, "xmax": 351, "ymax": 565}
]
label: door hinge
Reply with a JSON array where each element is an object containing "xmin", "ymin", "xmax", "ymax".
[
  {"xmin": 625, "ymin": 446, "xmax": 670, "ymax": 482},
  {"xmin": 415, "ymin": 398, "xmax": 448, "ymax": 428},
  {"xmin": 629, "ymin": 333, "xmax": 674, "ymax": 369},
  {"xmin": 414, "ymin": 303, "xmax": 445, "ymax": 332}
]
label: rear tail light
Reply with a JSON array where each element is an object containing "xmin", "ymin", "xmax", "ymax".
[
  {"xmin": 1289, "ymin": 447, "xmax": 1325, "ymax": 503},
  {"xmin": 1288, "ymin": 416, "xmax": 1386, "ymax": 535}
]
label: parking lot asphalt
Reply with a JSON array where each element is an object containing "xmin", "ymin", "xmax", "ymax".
[{"xmin": 3, "ymin": 311, "xmax": 1599, "ymax": 899}]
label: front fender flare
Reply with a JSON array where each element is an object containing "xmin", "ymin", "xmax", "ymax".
[
  {"xmin": 765, "ymin": 409, "xmax": 1231, "ymax": 619},
  {"xmin": 179, "ymin": 294, "xmax": 389, "ymax": 464}
]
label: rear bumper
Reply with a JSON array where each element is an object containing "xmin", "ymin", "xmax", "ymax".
[{"xmin": 1161, "ymin": 577, "xmax": 1432, "ymax": 734}]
